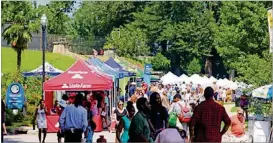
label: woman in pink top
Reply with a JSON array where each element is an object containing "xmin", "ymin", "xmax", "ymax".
[{"xmin": 230, "ymin": 109, "xmax": 245, "ymax": 137}]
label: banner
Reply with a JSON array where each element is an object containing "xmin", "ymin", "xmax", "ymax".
[
  {"xmin": 143, "ymin": 64, "xmax": 152, "ymax": 86},
  {"xmin": 268, "ymin": 9, "xmax": 273, "ymax": 53},
  {"xmin": 6, "ymin": 82, "xmax": 25, "ymax": 109}
]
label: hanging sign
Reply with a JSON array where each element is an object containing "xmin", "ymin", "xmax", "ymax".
[
  {"xmin": 6, "ymin": 82, "xmax": 25, "ymax": 109},
  {"xmin": 143, "ymin": 64, "xmax": 152, "ymax": 86}
]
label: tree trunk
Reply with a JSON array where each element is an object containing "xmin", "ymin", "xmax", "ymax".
[
  {"xmin": 205, "ymin": 58, "xmax": 212, "ymax": 77},
  {"xmin": 17, "ymin": 48, "xmax": 22, "ymax": 72}
]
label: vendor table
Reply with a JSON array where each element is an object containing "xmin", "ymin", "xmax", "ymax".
[{"xmin": 47, "ymin": 115, "xmax": 59, "ymax": 133}]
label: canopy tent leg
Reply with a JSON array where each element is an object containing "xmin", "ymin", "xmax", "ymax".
[
  {"xmin": 109, "ymin": 89, "xmax": 112, "ymax": 117},
  {"xmin": 123, "ymin": 78, "xmax": 126, "ymax": 102}
]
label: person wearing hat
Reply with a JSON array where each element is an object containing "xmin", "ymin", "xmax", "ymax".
[{"xmin": 227, "ymin": 109, "xmax": 248, "ymax": 141}]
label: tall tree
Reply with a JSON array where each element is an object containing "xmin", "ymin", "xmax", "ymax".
[
  {"xmin": 37, "ymin": 1, "xmax": 75, "ymax": 36},
  {"xmin": 74, "ymin": 1, "xmax": 146, "ymax": 39},
  {"xmin": 104, "ymin": 25, "xmax": 150, "ymax": 58},
  {"xmin": 215, "ymin": 1, "xmax": 270, "ymax": 83},
  {"xmin": 2, "ymin": 1, "xmax": 40, "ymax": 71}
]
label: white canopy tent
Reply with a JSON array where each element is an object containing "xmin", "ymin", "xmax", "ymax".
[
  {"xmin": 161, "ymin": 72, "xmax": 179, "ymax": 85},
  {"xmin": 178, "ymin": 74, "xmax": 190, "ymax": 84},
  {"xmin": 160, "ymin": 72, "xmax": 248, "ymax": 90}
]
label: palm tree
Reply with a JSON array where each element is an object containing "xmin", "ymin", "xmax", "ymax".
[{"xmin": 2, "ymin": 1, "xmax": 40, "ymax": 71}]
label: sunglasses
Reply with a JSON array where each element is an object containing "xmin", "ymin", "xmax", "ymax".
[{"xmin": 119, "ymin": 104, "xmax": 123, "ymax": 105}]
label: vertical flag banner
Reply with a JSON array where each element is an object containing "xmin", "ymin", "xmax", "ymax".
[
  {"xmin": 268, "ymin": 9, "xmax": 273, "ymax": 53},
  {"xmin": 143, "ymin": 64, "xmax": 152, "ymax": 86}
]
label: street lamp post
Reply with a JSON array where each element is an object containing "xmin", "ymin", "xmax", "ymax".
[
  {"xmin": 111, "ymin": 29, "xmax": 120, "ymax": 58},
  {"xmin": 41, "ymin": 14, "xmax": 47, "ymax": 99}
]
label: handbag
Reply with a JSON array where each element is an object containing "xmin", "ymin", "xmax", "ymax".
[{"xmin": 168, "ymin": 106, "xmax": 177, "ymax": 127}]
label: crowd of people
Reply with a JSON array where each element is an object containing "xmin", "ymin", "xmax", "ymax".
[
  {"xmin": 110, "ymin": 81, "xmax": 250, "ymax": 142},
  {"xmin": 33, "ymin": 91, "xmax": 111, "ymax": 143},
  {"xmin": 1, "ymin": 79, "xmax": 251, "ymax": 143}
]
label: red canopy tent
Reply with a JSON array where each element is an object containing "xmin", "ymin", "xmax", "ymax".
[
  {"xmin": 43, "ymin": 60, "xmax": 113, "ymax": 91},
  {"xmin": 43, "ymin": 60, "xmax": 113, "ymax": 133}
]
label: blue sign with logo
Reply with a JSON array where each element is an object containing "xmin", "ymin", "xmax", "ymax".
[
  {"xmin": 144, "ymin": 64, "xmax": 152, "ymax": 75},
  {"xmin": 6, "ymin": 82, "xmax": 25, "ymax": 109},
  {"xmin": 143, "ymin": 64, "xmax": 152, "ymax": 86}
]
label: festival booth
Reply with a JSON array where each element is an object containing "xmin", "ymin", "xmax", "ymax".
[
  {"xmin": 22, "ymin": 62, "xmax": 63, "ymax": 77},
  {"xmin": 105, "ymin": 57, "xmax": 136, "ymax": 77},
  {"xmin": 160, "ymin": 72, "xmax": 179, "ymax": 85},
  {"xmin": 179, "ymin": 74, "xmax": 190, "ymax": 84},
  {"xmin": 43, "ymin": 60, "xmax": 113, "ymax": 133},
  {"xmin": 105, "ymin": 57, "xmax": 136, "ymax": 100},
  {"xmin": 87, "ymin": 58, "xmax": 124, "ymax": 88},
  {"xmin": 22, "ymin": 62, "xmax": 64, "ymax": 114}
]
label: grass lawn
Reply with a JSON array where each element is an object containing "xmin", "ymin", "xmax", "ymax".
[
  {"xmin": 230, "ymin": 106, "xmax": 240, "ymax": 112},
  {"xmin": 224, "ymin": 102, "xmax": 235, "ymax": 105},
  {"xmin": 2, "ymin": 47, "xmax": 76, "ymax": 73}
]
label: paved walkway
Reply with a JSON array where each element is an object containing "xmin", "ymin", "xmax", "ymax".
[
  {"xmin": 4, "ymin": 131, "xmax": 115, "ymax": 143},
  {"xmin": 4, "ymin": 103, "xmax": 239, "ymax": 142}
]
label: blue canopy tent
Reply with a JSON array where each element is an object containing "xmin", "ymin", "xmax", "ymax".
[
  {"xmin": 85, "ymin": 61, "xmax": 115, "ymax": 81},
  {"xmin": 105, "ymin": 57, "xmax": 136, "ymax": 77},
  {"xmin": 23, "ymin": 62, "xmax": 63, "ymax": 77},
  {"xmin": 86, "ymin": 58, "xmax": 125, "ymax": 105},
  {"xmin": 87, "ymin": 58, "xmax": 124, "ymax": 79}
]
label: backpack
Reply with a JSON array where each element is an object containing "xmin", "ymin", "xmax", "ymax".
[{"xmin": 178, "ymin": 103, "xmax": 191, "ymax": 123}]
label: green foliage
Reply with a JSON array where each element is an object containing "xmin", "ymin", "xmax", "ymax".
[
  {"xmin": 4, "ymin": 1, "xmax": 273, "ymax": 87},
  {"xmin": 2, "ymin": 1, "xmax": 40, "ymax": 71},
  {"xmin": 74, "ymin": 1, "xmax": 145, "ymax": 38},
  {"xmin": 151, "ymin": 53, "xmax": 170, "ymax": 72},
  {"xmin": 2, "ymin": 73, "xmax": 43, "ymax": 126},
  {"xmin": 215, "ymin": 2, "xmax": 270, "ymax": 84},
  {"xmin": 5, "ymin": 109, "xmax": 25, "ymax": 126},
  {"xmin": 2, "ymin": 48, "xmax": 75, "ymax": 74},
  {"xmin": 187, "ymin": 58, "xmax": 202, "ymax": 75},
  {"xmin": 230, "ymin": 54, "xmax": 271, "ymax": 87},
  {"xmin": 104, "ymin": 26, "xmax": 150, "ymax": 58},
  {"xmin": 249, "ymin": 98, "xmax": 272, "ymax": 117},
  {"xmin": 37, "ymin": 1, "xmax": 76, "ymax": 36}
]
